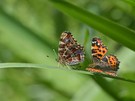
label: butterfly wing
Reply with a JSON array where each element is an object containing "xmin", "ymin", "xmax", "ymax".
[
  {"xmin": 58, "ymin": 31, "xmax": 85, "ymax": 65},
  {"xmin": 91, "ymin": 37, "xmax": 108, "ymax": 63},
  {"xmin": 102, "ymin": 55, "xmax": 120, "ymax": 71},
  {"xmin": 87, "ymin": 37, "xmax": 120, "ymax": 76}
]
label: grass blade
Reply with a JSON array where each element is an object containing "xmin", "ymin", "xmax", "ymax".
[
  {"xmin": 50, "ymin": 0, "xmax": 135, "ymax": 51},
  {"xmin": 0, "ymin": 63, "xmax": 135, "ymax": 83}
]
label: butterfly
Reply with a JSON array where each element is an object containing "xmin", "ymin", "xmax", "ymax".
[
  {"xmin": 86, "ymin": 37, "xmax": 120, "ymax": 76},
  {"xmin": 58, "ymin": 31, "xmax": 85, "ymax": 65}
]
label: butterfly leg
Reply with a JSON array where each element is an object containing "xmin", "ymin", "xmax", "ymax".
[{"xmin": 65, "ymin": 65, "xmax": 72, "ymax": 70}]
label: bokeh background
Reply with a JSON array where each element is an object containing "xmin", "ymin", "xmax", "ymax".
[{"xmin": 0, "ymin": 0, "xmax": 135, "ymax": 101}]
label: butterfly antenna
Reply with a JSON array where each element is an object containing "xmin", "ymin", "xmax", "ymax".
[
  {"xmin": 53, "ymin": 49, "xmax": 58, "ymax": 61},
  {"xmin": 53, "ymin": 49, "xmax": 60, "ymax": 68}
]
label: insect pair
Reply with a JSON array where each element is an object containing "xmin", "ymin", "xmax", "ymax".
[{"xmin": 58, "ymin": 31, "xmax": 120, "ymax": 76}]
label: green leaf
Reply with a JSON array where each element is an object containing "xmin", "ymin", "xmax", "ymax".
[
  {"xmin": 122, "ymin": 0, "xmax": 135, "ymax": 6},
  {"xmin": 0, "ymin": 63, "xmax": 135, "ymax": 83},
  {"xmin": 50, "ymin": 0, "xmax": 135, "ymax": 51},
  {"xmin": 1, "ymin": 62, "xmax": 135, "ymax": 100}
]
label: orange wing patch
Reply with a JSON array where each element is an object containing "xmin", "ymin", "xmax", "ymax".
[
  {"xmin": 91, "ymin": 37, "xmax": 108, "ymax": 63},
  {"xmin": 86, "ymin": 37, "xmax": 120, "ymax": 76},
  {"xmin": 105, "ymin": 55, "xmax": 120, "ymax": 70}
]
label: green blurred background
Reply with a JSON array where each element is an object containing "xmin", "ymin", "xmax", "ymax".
[{"xmin": 0, "ymin": 0, "xmax": 135, "ymax": 101}]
